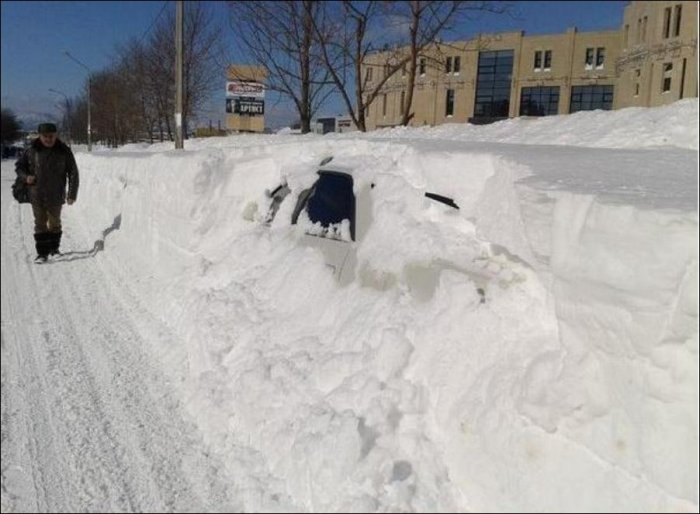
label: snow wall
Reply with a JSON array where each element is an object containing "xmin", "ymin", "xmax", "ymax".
[{"xmin": 66, "ymin": 100, "xmax": 698, "ymax": 512}]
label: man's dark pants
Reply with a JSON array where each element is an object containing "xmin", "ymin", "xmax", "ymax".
[{"xmin": 32, "ymin": 203, "xmax": 62, "ymax": 257}]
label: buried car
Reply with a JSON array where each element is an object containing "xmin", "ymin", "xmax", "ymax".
[{"xmin": 262, "ymin": 156, "xmax": 525, "ymax": 301}]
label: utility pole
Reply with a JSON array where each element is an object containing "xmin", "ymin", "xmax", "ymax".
[
  {"xmin": 64, "ymin": 51, "xmax": 92, "ymax": 151},
  {"xmin": 87, "ymin": 75, "xmax": 92, "ymax": 151},
  {"xmin": 175, "ymin": 0, "xmax": 184, "ymax": 149}
]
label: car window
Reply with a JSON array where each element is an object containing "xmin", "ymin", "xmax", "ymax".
[
  {"xmin": 293, "ymin": 171, "xmax": 356, "ymax": 241},
  {"xmin": 291, "ymin": 187, "xmax": 313, "ymax": 225}
]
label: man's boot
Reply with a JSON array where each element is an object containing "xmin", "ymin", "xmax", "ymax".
[
  {"xmin": 34, "ymin": 232, "xmax": 53, "ymax": 262},
  {"xmin": 49, "ymin": 230, "xmax": 62, "ymax": 255}
]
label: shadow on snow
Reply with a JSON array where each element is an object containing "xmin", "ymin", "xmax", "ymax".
[{"xmin": 45, "ymin": 213, "xmax": 122, "ymax": 263}]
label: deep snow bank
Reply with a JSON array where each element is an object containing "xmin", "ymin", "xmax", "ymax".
[
  {"xmin": 68, "ymin": 100, "xmax": 698, "ymax": 511},
  {"xmin": 359, "ymin": 98, "xmax": 699, "ymax": 151}
]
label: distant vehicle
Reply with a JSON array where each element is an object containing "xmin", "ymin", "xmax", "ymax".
[
  {"xmin": 262, "ymin": 157, "xmax": 522, "ymax": 301},
  {"xmin": 1, "ymin": 144, "xmax": 24, "ymax": 159}
]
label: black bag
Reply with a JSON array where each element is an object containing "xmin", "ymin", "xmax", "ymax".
[{"xmin": 12, "ymin": 176, "xmax": 31, "ymax": 203}]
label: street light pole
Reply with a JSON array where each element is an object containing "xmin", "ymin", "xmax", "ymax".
[
  {"xmin": 175, "ymin": 0, "xmax": 184, "ymax": 149},
  {"xmin": 64, "ymin": 51, "xmax": 92, "ymax": 152},
  {"xmin": 48, "ymin": 88, "xmax": 71, "ymax": 146}
]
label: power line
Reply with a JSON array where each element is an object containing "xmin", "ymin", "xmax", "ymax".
[{"xmin": 138, "ymin": 1, "xmax": 169, "ymax": 45}]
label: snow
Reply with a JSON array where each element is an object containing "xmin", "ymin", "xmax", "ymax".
[{"xmin": 2, "ymin": 99, "xmax": 698, "ymax": 512}]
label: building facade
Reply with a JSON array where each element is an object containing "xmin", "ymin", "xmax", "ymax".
[
  {"xmin": 616, "ymin": 0, "xmax": 698, "ymax": 108},
  {"xmin": 362, "ymin": 1, "xmax": 697, "ymax": 130}
]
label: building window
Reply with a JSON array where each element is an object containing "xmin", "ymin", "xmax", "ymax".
[
  {"xmin": 624, "ymin": 24, "xmax": 629, "ymax": 46},
  {"xmin": 641, "ymin": 16, "xmax": 648, "ymax": 42},
  {"xmin": 419, "ymin": 58, "xmax": 426, "ymax": 76},
  {"xmin": 400, "ymin": 91, "xmax": 405, "ymax": 115},
  {"xmin": 596, "ymin": 47, "xmax": 605, "ymax": 68},
  {"xmin": 384, "ymin": 64, "xmax": 389, "ymax": 78},
  {"xmin": 534, "ymin": 50, "xmax": 542, "ymax": 70},
  {"xmin": 401, "ymin": 63, "xmax": 406, "ymax": 77},
  {"xmin": 454, "ymin": 56, "xmax": 461, "ymax": 73},
  {"xmin": 445, "ymin": 56, "xmax": 452, "ymax": 73},
  {"xmin": 570, "ymin": 85, "xmax": 614, "ymax": 112},
  {"xmin": 474, "ymin": 49, "xmax": 514, "ymax": 119},
  {"xmin": 680, "ymin": 58, "xmax": 687, "ymax": 98},
  {"xmin": 635, "ymin": 83, "xmax": 640, "ymax": 96},
  {"xmin": 663, "ymin": 7, "xmax": 672, "ymax": 38},
  {"xmin": 445, "ymin": 89, "xmax": 455, "ymax": 116},
  {"xmin": 544, "ymin": 50, "xmax": 552, "ymax": 70},
  {"xmin": 585, "ymin": 47, "xmax": 594, "ymax": 68},
  {"xmin": 662, "ymin": 63, "xmax": 673, "ymax": 92},
  {"xmin": 662, "ymin": 77, "xmax": 671, "ymax": 92},
  {"xmin": 519, "ymin": 86, "xmax": 560, "ymax": 116},
  {"xmin": 673, "ymin": 4, "xmax": 682, "ymax": 37},
  {"xmin": 382, "ymin": 94, "xmax": 387, "ymax": 116},
  {"xmin": 366, "ymin": 67, "xmax": 373, "ymax": 82}
]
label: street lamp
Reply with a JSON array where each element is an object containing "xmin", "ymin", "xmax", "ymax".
[
  {"xmin": 48, "ymin": 88, "xmax": 71, "ymax": 146},
  {"xmin": 63, "ymin": 51, "xmax": 92, "ymax": 152}
]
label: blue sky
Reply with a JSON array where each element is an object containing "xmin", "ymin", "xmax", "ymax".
[{"xmin": 1, "ymin": 0, "xmax": 627, "ymax": 130}]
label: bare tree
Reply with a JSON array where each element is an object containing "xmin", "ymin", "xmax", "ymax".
[
  {"xmin": 61, "ymin": 3, "xmax": 223, "ymax": 147},
  {"xmin": 313, "ymin": 1, "xmax": 509, "ymax": 131},
  {"xmin": 1, "ymin": 108, "xmax": 21, "ymax": 145},
  {"xmin": 394, "ymin": 1, "xmax": 510, "ymax": 125},
  {"xmin": 148, "ymin": 2, "xmax": 224, "ymax": 139},
  {"xmin": 55, "ymin": 97, "xmax": 73, "ymax": 144},
  {"xmin": 90, "ymin": 69, "xmax": 128, "ymax": 146},
  {"xmin": 122, "ymin": 1, "xmax": 225, "ymax": 142},
  {"xmin": 144, "ymin": 24, "xmax": 176, "ymax": 141},
  {"xmin": 229, "ymin": 0, "xmax": 334, "ymax": 134},
  {"xmin": 312, "ymin": 0, "xmax": 380, "ymax": 132},
  {"xmin": 116, "ymin": 39, "xmax": 159, "ymax": 142},
  {"xmin": 65, "ymin": 97, "xmax": 87, "ymax": 145},
  {"xmin": 182, "ymin": 2, "xmax": 225, "ymax": 137}
]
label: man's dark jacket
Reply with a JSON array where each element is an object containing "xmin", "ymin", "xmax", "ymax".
[{"xmin": 15, "ymin": 138, "xmax": 79, "ymax": 205}]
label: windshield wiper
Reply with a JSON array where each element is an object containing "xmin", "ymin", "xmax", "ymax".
[{"xmin": 425, "ymin": 192, "xmax": 459, "ymax": 210}]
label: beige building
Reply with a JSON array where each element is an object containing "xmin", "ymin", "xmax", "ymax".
[
  {"xmin": 226, "ymin": 65, "xmax": 267, "ymax": 133},
  {"xmin": 362, "ymin": 0, "xmax": 697, "ymax": 130},
  {"xmin": 616, "ymin": 0, "xmax": 698, "ymax": 108}
]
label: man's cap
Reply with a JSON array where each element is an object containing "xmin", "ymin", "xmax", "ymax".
[{"xmin": 38, "ymin": 123, "xmax": 57, "ymax": 134}]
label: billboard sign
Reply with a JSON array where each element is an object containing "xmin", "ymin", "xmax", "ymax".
[
  {"xmin": 226, "ymin": 81, "xmax": 265, "ymax": 98},
  {"xmin": 234, "ymin": 98, "xmax": 264, "ymax": 115},
  {"xmin": 227, "ymin": 98, "xmax": 264, "ymax": 115}
]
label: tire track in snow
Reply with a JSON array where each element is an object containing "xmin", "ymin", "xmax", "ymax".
[
  {"xmin": 1, "ymin": 162, "xmax": 236, "ymax": 512},
  {"xmin": 2, "ymin": 195, "xmax": 74, "ymax": 513}
]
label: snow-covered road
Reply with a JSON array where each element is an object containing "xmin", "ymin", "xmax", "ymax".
[{"xmin": 1, "ymin": 160, "xmax": 235, "ymax": 512}]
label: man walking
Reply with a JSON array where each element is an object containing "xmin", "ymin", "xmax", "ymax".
[{"xmin": 15, "ymin": 123, "xmax": 79, "ymax": 262}]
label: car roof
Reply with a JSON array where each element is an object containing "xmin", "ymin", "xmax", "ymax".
[{"xmin": 317, "ymin": 157, "xmax": 356, "ymax": 176}]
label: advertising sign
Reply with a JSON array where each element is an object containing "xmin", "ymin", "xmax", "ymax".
[
  {"xmin": 234, "ymin": 99, "xmax": 264, "ymax": 115},
  {"xmin": 227, "ymin": 98, "xmax": 264, "ymax": 115},
  {"xmin": 226, "ymin": 81, "xmax": 265, "ymax": 98}
]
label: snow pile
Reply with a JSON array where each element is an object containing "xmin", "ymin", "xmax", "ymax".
[
  {"xmin": 359, "ymin": 98, "xmax": 699, "ymax": 151},
  {"xmin": 66, "ymin": 100, "xmax": 698, "ymax": 511}
]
